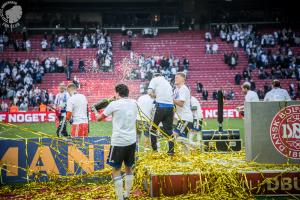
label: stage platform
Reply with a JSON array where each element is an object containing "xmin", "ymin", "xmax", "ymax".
[{"xmin": 136, "ymin": 151, "xmax": 300, "ymax": 198}]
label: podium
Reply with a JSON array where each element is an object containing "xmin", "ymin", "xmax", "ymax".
[{"xmin": 244, "ymin": 101, "xmax": 300, "ymax": 164}]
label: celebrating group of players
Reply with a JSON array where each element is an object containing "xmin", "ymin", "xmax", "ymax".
[
  {"xmin": 53, "ymin": 72, "xmax": 203, "ymax": 200},
  {"xmin": 53, "ymin": 83, "xmax": 89, "ymax": 137},
  {"xmin": 95, "ymin": 72, "xmax": 203, "ymax": 200},
  {"xmin": 53, "ymin": 73, "xmax": 291, "ymax": 200}
]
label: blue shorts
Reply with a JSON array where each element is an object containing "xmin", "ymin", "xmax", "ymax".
[{"xmin": 174, "ymin": 121, "xmax": 193, "ymax": 138}]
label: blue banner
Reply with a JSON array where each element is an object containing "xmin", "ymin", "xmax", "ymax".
[{"xmin": 0, "ymin": 136, "xmax": 110, "ymax": 184}]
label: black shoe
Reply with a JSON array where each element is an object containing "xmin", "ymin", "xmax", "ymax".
[{"xmin": 167, "ymin": 152, "xmax": 174, "ymax": 156}]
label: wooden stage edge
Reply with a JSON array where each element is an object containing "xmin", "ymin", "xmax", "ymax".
[{"xmin": 143, "ymin": 169, "xmax": 300, "ymax": 197}]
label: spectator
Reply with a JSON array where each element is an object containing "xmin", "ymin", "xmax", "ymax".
[
  {"xmin": 205, "ymin": 32, "xmax": 212, "ymax": 42},
  {"xmin": 171, "ymin": 66, "xmax": 177, "ymax": 81},
  {"xmin": 202, "ymin": 90, "xmax": 208, "ymax": 100},
  {"xmin": 39, "ymin": 103, "xmax": 47, "ymax": 112},
  {"xmin": 212, "ymin": 90, "xmax": 218, "ymax": 100},
  {"xmin": 190, "ymin": 18, "xmax": 195, "ymax": 31},
  {"xmin": 264, "ymin": 82, "xmax": 271, "ymax": 94},
  {"xmin": 10, "ymin": 103, "xmax": 19, "ymax": 112},
  {"xmin": 250, "ymin": 79, "xmax": 256, "ymax": 91},
  {"xmin": 257, "ymin": 89, "xmax": 265, "ymax": 100},
  {"xmin": 224, "ymin": 52, "xmax": 229, "ymax": 64},
  {"xmin": 25, "ymin": 39, "xmax": 31, "ymax": 52},
  {"xmin": 0, "ymin": 35, "xmax": 4, "ymax": 52},
  {"xmin": 142, "ymin": 28, "xmax": 158, "ymax": 37},
  {"xmin": 243, "ymin": 67, "xmax": 251, "ymax": 79},
  {"xmin": 92, "ymin": 58, "xmax": 98, "ymax": 72},
  {"xmin": 36, "ymin": 70, "xmax": 43, "ymax": 83},
  {"xmin": 121, "ymin": 25, "xmax": 127, "ymax": 36},
  {"xmin": 78, "ymin": 58, "xmax": 85, "ymax": 72},
  {"xmin": 1, "ymin": 101, "xmax": 8, "ymax": 111},
  {"xmin": 73, "ymin": 75, "xmax": 80, "ymax": 89},
  {"xmin": 212, "ymin": 43, "xmax": 219, "ymax": 54},
  {"xmin": 289, "ymin": 83, "xmax": 296, "ymax": 99},
  {"xmin": 205, "ymin": 43, "xmax": 211, "ymax": 54},
  {"xmin": 234, "ymin": 73, "xmax": 242, "ymax": 85},
  {"xmin": 121, "ymin": 40, "xmax": 131, "ymax": 50},
  {"xmin": 264, "ymin": 80, "xmax": 291, "ymax": 101},
  {"xmin": 41, "ymin": 39, "xmax": 48, "ymax": 51},
  {"xmin": 127, "ymin": 29, "xmax": 133, "ymax": 38},
  {"xmin": 196, "ymin": 82, "xmax": 203, "ymax": 93},
  {"xmin": 183, "ymin": 57, "xmax": 189, "ymax": 71},
  {"xmin": 229, "ymin": 53, "xmax": 238, "ymax": 69},
  {"xmin": 56, "ymin": 58, "xmax": 64, "ymax": 73},
  {"xmin": 226, "ymin": 90, "xmax": 235, "ymax": 100},
  {"xmin": 48, "ymin": 92, "xmax": 54, "ymax": 104},
  {"xmin": 68, "ymin": 58, "xmax": 74, "ymax": 72},
  {"xmin": 258, "ymin": 67, "xmax": 268, "ymax": 79},
  {"xmin": 233, "ymin": 40, "xmax": 239, "ymax": 51},
  {"xmin": 19, "ymin": 101, "xmax": 28, "ymax": 112}
]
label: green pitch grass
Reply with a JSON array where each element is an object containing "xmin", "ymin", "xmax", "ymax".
[{"xmin": 0, "ymin": 118, "xmax": 244, "ymax": 140}]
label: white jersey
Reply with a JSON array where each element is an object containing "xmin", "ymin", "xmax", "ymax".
[
  {"xmin": 190, "ymin": 96, "xmax": 203, "ymax": 120},
  {"xmin": 264, "ymin": 88, "xmax": 291, "ymax": 102},
  {"xmin": 136, "ymin": 94, "xmax": 154, "ymax": 121},
  {"xmin": 245, "ymin": 90, "xmax": 259, "ymax": 102},
  {"xmin": 66, "ymin": 93, "xmax": 88, "ymax": 124},
  {"xmin": 173, "ymin": 85, "xmax": 193, "ymax": 122},
  {"xmin": 148, "ymin": 76, "xmax": 173, "ymax": 104},
  {"xmin": 104, "ymin": 98, "xmax": 138, "ymax": 146},
  {"xmin": 54, "ymin": 92, "xmax": 70, "ymax": 108}
]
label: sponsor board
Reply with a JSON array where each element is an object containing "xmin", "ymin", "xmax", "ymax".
[
  {"xmin": 0, "ymin": 136, "xmax": 110, "ymax": 183},
  {"xmin": 0, "ymin": 107, "xmax": 239, "ymax": 123},
  {"xmin": 0, "ymin": 110, "xmax": 111, "ymax": 123}
]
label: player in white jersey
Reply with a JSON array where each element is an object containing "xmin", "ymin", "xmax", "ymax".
[
  {"xmin": 96, "ymin": 84, "xmax": 137, "ymax": 200},
  {"xmin": 66, "ymin": 84, "xmax": 89, "ymax": 137},
  {"xmin": 242, "ymin": 82, "xmax": 260, "ymax": 102},
  {"xmin": 173, "ymin": 72, "xmax": 194, "ymax": 145},
  {"xmin": 136, "ymin": 92, "xmax": 154, "ymax": 149},
  {"xmin": 148, "ymin": 73, "xmax": 175, "ymax": 155},
  {"xmin": 54, "ymin": 83, "xmax": 70, "ymax": 136},
  {"xmin": 264, "ymin": 80, "xmax": 291, "ymax": 101},
  {"xmin": 54, "ymin": 83, "xmax": 70, "ymax": 109},
  {"xmin": 190, "ymin": 96, "xmax": 203, "ymax": 143},
  {"xmin": 237, "ymin": 82, "xmax": 260, "ymax": 116}
]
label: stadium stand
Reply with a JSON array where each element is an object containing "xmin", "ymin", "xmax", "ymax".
[{"xmin": 0, "ymin": 27, "xmax": 299, "ymax": 110}]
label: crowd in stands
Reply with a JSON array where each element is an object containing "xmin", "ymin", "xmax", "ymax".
[
  {"xmin": 0, "ymin": 56, "xmax": 83, "ymax": 111},
  {"xmin": 120, "ymin": 26, "xmax": 133, "ymax": 51},
  {"xmin": 196, "ymin": 82, "xmax": 235, "ymax": 101},
  {"xmin": 0, "ymin": 28, "xmax": 31, "ymax": 52},
  {"xmin": 0, "ymin": 58, "xmax": 54, "ymax": 111},
  {"xmin": 42, "ymin": 28, "xmax": 113, "ymax": 72},
  {"xmin": 214, "ymin": 24, "xmax": 300, "ymax": 73},
  {"xmin": 209, "ymin": 23, "xmax": 300, "ymax": 100},
  {"xmin": 141, "ymin": 28, "xmax": 158, "ymax": 38},
  {"xmin": 204, "ymin": 32, "xmax": 219, "ymax": 54},
  {"xmin": 128, "ymin": 52, "xmax": 190, "ymax": 82},
  {"xmin": 224, "ymin": 51, "xmax": 238, "ymax": 69},
  {"xmin": 120, "ymin": 27, "xmax": 158, "ymax": 50},
  {"xmin": 179, "ymin": 18, "xmax": 196, "ymax": 31},
  {"xmin": 1, "ymin": 26, "xmax": 113, "ymax": 73}
]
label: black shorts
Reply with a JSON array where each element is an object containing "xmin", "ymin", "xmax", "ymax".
[
  {"xmin": 136, "ymin": 120, "xmax": 150, "ymax": 137},
  {"xmin": 174, "ymin": 120, "xmax": 193, "ymax": 138},
  {"xmin": 107, "ymin": 142, "xmax": 136, "ymax": 169},
  {"xmin": 192, "ymin": 119, "xmax": 203, "ymax": 131}
]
